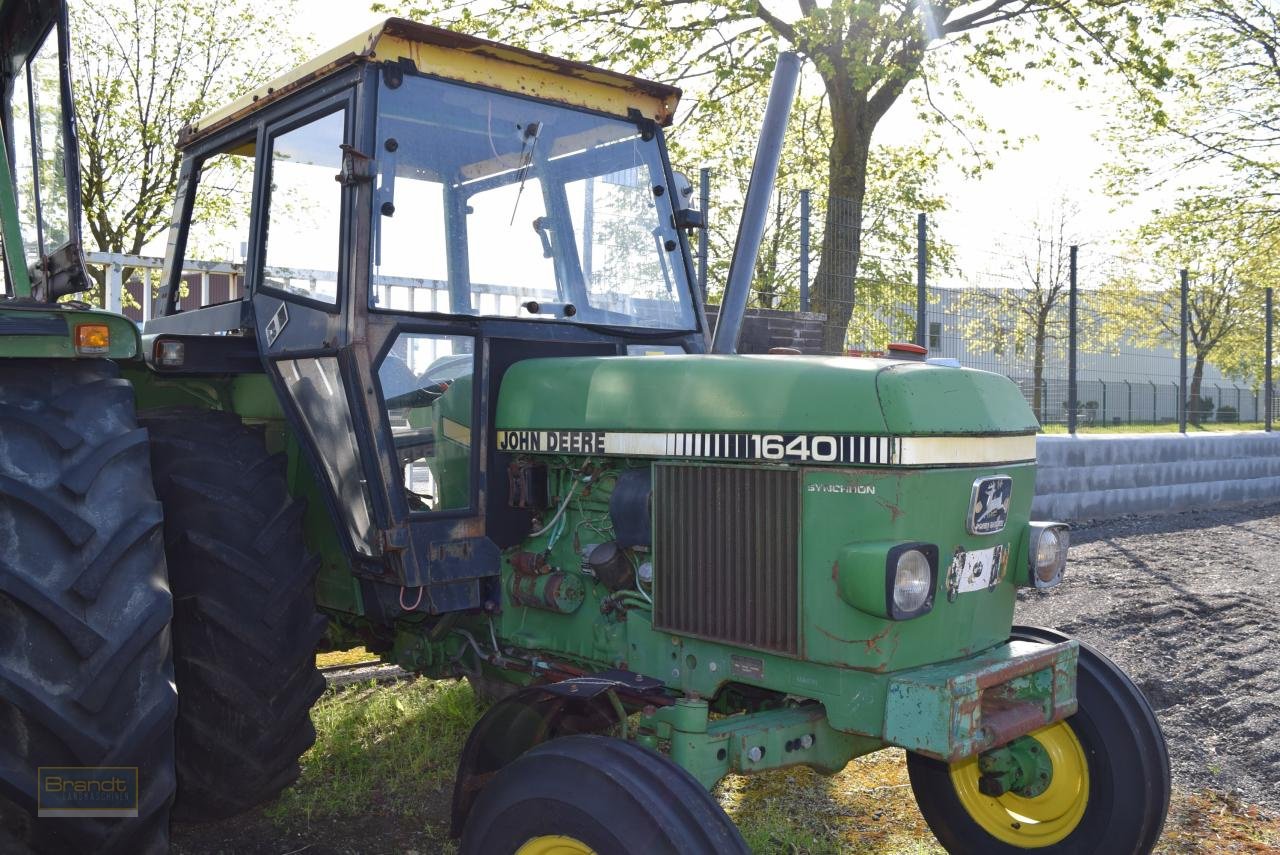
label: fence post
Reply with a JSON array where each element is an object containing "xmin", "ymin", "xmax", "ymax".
[
  {"xmin": 142, "ymin": 268, "xmax": 152, "ymax": 324},
  {"xmin": 698, "ymin": 167, "xmax": 711, "ymax": 301},
  {"xmin": 1266, "ymin": 286, "xmax": 1273, "ymax": 432},
  {"xmin": 1179, "ymin": 268, "xmax": 1188, "ymax": 433},
  {"xmin": 1067, "ymin": 245, "xmax": 1078, "ymax": 435},
  {"xmin": 916, "ymin": 213, "xmax": 927, "ymax": 349},
  {"xmin": 799, "ymin": 189, "xmax": 811, "ymax": 312},
  {"xmin": 1100, "ymin": 380, "xmax": 1107, "ymax": 426},
  {"xmin": 200, "ymin": 271, "xmax": 210, "ymax": 308},
  {"xmin": 1150, "ymin": 380, "xmax": 1157, "ymax": 424},
  {"xmin": 1125, "ymin": 380, "xmax": 1132, "ymax": 425},
  {"xmin": 105, "ymin": 263, "xmax": 122, "ymax": 314}
]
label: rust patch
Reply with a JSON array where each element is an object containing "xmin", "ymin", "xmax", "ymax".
[{"xmin": 814, "ymin": 623, "xmax": 893, "ymax": 654}]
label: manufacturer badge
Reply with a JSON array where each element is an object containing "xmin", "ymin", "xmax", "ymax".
[{"xmin": 968, "ymin": 476, "xmax": 1012, "ymax": 535}]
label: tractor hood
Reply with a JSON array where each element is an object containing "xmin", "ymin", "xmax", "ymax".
[{"xmin": 495, "ymin": 355, "xmax": 1038, "ymax": 437}]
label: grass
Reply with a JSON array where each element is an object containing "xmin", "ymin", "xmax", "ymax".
[
  {"xmin": 314, "ymin": 646, "xmax": 375, "ymax": 668},
  {"xmin": 1041, "ymin": 421, "xmax": 1265, "ymax": 434},
  {"xmin": 259, "ymin": 677, "xmax": 1280, "ymax": 854},
  {"xmin": 265, "ymin": 677, "xmax": 481, "ymax": 829}
]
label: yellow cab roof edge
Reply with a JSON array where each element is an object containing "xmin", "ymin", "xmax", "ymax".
[{"xmin": 178, "ymin": 17, "xmax": 683, "ymax": 150}]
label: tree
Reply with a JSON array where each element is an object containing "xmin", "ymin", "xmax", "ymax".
[
  {"xmin": 1099, "ymin": 197, "xmax": 1272, "ymax": 423},
  {"xmin": 71, "ymin": 0, "xmax": 303, "ymax": 301},
  {"xmin": 1106, "ymin": 0, "xmax": 1280, "ymax": 213},
  {"xmin": 376, "ymin": 0, "xmax": 1168, "ymax": 351},
  {"xmin": 688, "ymin": 87, "xmax": 950, "ymax": 334},
  {"xmin": 957, "ymin": 202, "xmax": 1080, "ymax": 422}
]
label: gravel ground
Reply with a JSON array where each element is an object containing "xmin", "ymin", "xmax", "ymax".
[{"xmin": 1015, "ymin": 501, "xmax": 1280, "ymax": 812}]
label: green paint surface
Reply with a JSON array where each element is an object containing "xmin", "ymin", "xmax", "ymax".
[
  {"xmin": 0, "ymin": 306, "xmax": 140, "ymax": 359},
  {"xmin": 496, "ymin": 354, "xmax": 1038, "ymax": 435}
]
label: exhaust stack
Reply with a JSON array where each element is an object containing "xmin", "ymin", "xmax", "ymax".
[{"xmin": 709, "ymin": 51, "xmax": 801, "ymax": 354}]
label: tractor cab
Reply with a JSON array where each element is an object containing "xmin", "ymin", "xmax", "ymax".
[
  {"xmin": 0, "ymin": 0, "xmax": 94, "ymax": 302},
  {"xmin": 145, "ymin": 19, "xmax": 704, "ymax": 608}
]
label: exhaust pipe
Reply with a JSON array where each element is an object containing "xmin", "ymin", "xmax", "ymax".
[{"xmin": 710, "ymin": 51, "xmax": 801, "ymax": 354}]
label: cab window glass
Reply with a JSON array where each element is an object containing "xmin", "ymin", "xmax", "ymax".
[
  {"xmin": 377, "ymin": 333, "xmax": 475, "ymax": 513},
  {"xmin": 262, "ymin": 109, "xmax": 345, "ymax": 303},
  {"xmin": 180, "ymin": 140, "xmax": 255, "ymax": 308},
  {"xmin": 10, "ymin": 60, "xmax": 37, "ymax": 256},
  {"xmin": 28, "ymin": 32, "xmax": 68, "ymax": 255},
  {"xmin": 10, "ymin": 28, "xmax": 63, "ymax": 260},
  {"xmin": 465, "ymin": 178, "xmax": 553, "ymax": 316},
  {"xmin": 372, "ymin": 174, "xmax": 449, "ymax": 311}
]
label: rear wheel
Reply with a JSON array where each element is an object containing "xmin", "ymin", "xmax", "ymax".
[
  {"xmin": 907, "ymin": 626, "xmax": 1170, "ymax": 854},
  {"xmin": 142, "ymin": 409, "xmax": 326, "ymax": 821},
  {"xmin": 461, "ymin": 735, "xmax": 748, "ymax": 855},
  {"xmin": 0, "ymin": 359, "xmax": 175, "ymax": 854}
]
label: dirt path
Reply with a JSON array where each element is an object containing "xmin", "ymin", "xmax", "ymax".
[{"xmin": 1015, "ymin": 502, "xmax": 1280, "ymax": 812}]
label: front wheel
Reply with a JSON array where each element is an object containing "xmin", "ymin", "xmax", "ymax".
[
  {"xmin": 460, "ymin": 735, "xmax": 748, "ymax": 855},
  {"xmin": 907, "ymin": 626, "xmax": 1170, "ymax": 854}
]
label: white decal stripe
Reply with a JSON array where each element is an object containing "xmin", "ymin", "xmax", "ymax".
[
  {"xmin": 604, "ymin": 433, "xmax": 669, "ymax": 456},
  {"xmin": 896, "ymin": 434, "xmax": 1037, "ymax": 466}
]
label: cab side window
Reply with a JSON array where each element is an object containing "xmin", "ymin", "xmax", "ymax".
[
  {"xmin": 377, "ymin": 333, "xmax": 476, "ymax": 513},
  {"xmin": 261, "ymin": 109, "xmax": 345, "ymax": 304},
  {"xmin": 175, "ymin": 138, "xmax": 256, "ymax": 310}
]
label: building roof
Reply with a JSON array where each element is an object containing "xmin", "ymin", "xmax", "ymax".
[{"xmin": 178, "ymin": 17, "xmax": 683, "ymax": 148}]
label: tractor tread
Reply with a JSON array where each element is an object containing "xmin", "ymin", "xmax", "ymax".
[
  {"xmin": 0, "ymin": 359, "xmax": 175, "ymax": 854},
  {"xmin": 142, "ymin": 407, "xmax": 325, "ymax": 822}
]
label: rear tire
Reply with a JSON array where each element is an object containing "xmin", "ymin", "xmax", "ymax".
[
  {"xmin": 0, "ymin": 359, "xmax": 175, "ymax": 854},
  {"xmin": 460, "ymin": 735, "xmax": 748, "ymax": 855},
  {"xmin": 142, "ymin": 409, "xmax": 326, "ymax": 822},
  {"xmin": 906, "ymin": 626, "xmax": 1171, "ymax": 854}
]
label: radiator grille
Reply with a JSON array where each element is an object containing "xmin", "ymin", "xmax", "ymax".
[{"xmin": 652, "ymin": 464, "xmax": 800, "ymax": 656}]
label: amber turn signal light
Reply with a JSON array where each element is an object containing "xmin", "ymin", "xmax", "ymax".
[{"xmin": 75, "ymin": 324, "xmax": 110, "ymax": 354}]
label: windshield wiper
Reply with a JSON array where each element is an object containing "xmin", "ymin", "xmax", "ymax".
[{"xmin": 508, "ymin": 121, "xmax": 541, "ymax": 225}]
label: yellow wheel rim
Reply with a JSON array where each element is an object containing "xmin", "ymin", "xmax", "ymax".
[
  {"xmin": 949, "ymin": 722, "xmax": 1090, "ymax": 848},
  {"xmin": 515, "ymin": 835, "xmax": 597, "ymax": 855}
]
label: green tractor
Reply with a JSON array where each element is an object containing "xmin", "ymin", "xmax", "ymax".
[{"xmin": 0, "ymin": 7, "xmax": 1171, "ymax": 854}]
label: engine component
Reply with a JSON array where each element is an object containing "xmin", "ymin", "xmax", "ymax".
[
  {"xmin": 585, "ymin": 541, "xmax": 635, "ymax": 592},
  {"xmin": 508, "ymin": 460, "xmax": 549, "ymax": 510},
  {"xmin": 610, "ymin": 467, "xmax": 652, "ymax": 547},
  {"xmin": 509, "ymin": 567, "xmax": 585, "ymax": 613}
]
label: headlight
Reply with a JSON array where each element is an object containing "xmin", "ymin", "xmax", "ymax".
[
  {"xmin": 887, "ymin": 543, "xmax": 938, "ymax": 619},
  {"xmin": 1028, "ymin": 523, "xmax": 1069, "ymax": 588}
]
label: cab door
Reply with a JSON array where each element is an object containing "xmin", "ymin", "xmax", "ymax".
[{"xmin": 249, "ymin": 72, "xmax": 497, "ymax": 611}]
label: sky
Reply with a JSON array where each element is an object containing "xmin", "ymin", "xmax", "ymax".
[{"xmin": 298, "ymin": 1, "xmax": 1174, "ymax": 289}]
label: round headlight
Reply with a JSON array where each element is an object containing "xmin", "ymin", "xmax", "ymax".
[
  {"xmin": 893, "ymin": 549, "xmax": 933, "ymax": 613},
  {"xmin": 1034, "ymin": 526, "xmax": 1068, "ymax": 583}
]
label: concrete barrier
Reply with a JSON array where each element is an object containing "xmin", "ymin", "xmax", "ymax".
[{"xmin": 1032, "ymin": 432, "xmax": 1280, "ymax": 521}]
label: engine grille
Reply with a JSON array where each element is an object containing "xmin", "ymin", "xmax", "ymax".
[{"xmin": 652, "ymin": 464, "xmax": 800, "ymax": 656}]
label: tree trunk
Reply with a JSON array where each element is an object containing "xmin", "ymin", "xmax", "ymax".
[
  {"xmin": 809, "ymin": 92, "xmax": 872, "ymax": 354},
  {"xmin": 1189, "ymin": 355, "xmax": 1208, "ymax": 425},
  {"xmin": 1033, "ymin": 328, "xmax": 1047, "ymax": 423}
]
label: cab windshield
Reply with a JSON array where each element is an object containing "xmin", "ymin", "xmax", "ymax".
[{"xmin": 371, "ymin": 73, "xmax": 695, "ymax": 330}]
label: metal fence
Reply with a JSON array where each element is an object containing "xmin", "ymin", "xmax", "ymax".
[{"xmin": 682, "ymin": 166, "xmax": 1276, "ymax": 434}]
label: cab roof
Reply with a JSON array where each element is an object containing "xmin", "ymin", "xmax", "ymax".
[{"xmin": 179, "ymin": 17, "xmax": 682, "ymax": 149}]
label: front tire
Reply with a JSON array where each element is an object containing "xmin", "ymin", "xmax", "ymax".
[
  {"xmin": 460, "ymin": 735, "xmax": 748, "ymax": 855},
  {"xmin": 0, "ymin": 359, "xmax": 175, "ymax": 854},
  {"xmin": 907, "ymin": 626, "xmax": 1171, "ymax": 854},
  {"xmin": 143, "ymin": 409, "xmax": 327, "ymax": 821}
]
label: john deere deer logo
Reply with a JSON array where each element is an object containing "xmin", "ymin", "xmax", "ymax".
[{"xmin": 968, "ymin": 476, "xmax": 1012, "ymax": 535}]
